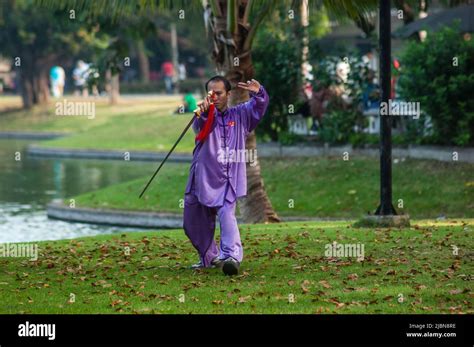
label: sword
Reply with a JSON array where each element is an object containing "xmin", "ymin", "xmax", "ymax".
[{"xmin": 138, "ymin": 91, "xmax": 215, "ymax": 199}]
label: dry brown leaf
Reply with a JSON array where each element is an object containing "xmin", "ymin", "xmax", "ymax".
[
  {"xmin": 318, "ymin": 280, "xmax": 331, "ymax": 289},
  {"xmin": 347, "ymin": 273, "xmax": 359, "ymax": 280}
]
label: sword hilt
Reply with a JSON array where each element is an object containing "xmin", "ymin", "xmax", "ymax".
[{"xmin": 194, "ymin": 90, "xmax": 216, "ymax": 118}]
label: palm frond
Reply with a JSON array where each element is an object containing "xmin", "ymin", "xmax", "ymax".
[
  {"xmin": 320, "ymin": 0, "xmax": 379, "ymax": 20},
  {"xmin": 35, "ymin": 0, "xmax": 202, "ymax": 20}
]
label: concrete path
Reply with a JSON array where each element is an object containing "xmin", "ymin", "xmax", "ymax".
[{"xmin": 26, "ymin": 142, "xmax": 474, "ymax": 163}]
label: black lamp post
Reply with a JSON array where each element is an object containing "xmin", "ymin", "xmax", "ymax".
[{"xmin": 375, "ymin": 0, "xmax": 397, "ymax": 216}]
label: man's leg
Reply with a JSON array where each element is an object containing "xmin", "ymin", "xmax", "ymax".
[
  {"xmin": 183, "ymin": 192, "xmax": 219, "ymax": 267},
  {"xmin": 217, "ymin": 199, "xmax": 243, "ymax": 263}
]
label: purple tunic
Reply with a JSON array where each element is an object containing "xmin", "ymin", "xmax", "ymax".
[{"xmin": 185, "ymin": 85, "xmax": 269, "ymax": 207}]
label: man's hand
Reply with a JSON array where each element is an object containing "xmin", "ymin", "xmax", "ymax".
[
  {"xmin": 196, "ymin": 91, "xmax": 215, "ymax": 116},
  {"xmin": 237, "ymin": 79, "xmax": 261, "ymax": 93}
]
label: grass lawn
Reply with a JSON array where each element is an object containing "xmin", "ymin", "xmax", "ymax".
[
  {"xmin": 0, "ymin": 220, "xmax": 472, "ymax": 314},
  {"xmin": 0, "ymin": 95, "xmax": 197, "ymax": 153},
  {"xmin": 39, "ymin": 110, "xmax": 197, "ymax": 153},
  {"xmin": 69, "ymin": 157, "xmax": 474, "ymax": 218},
  {"xmin": 0, "ymin": 101, "xmax": 122, "ymax": 134}
]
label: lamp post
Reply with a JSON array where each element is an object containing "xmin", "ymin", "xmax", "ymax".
[{"xmin": 375, "ymin": 0, "xmax": 397, "ymax": 216}]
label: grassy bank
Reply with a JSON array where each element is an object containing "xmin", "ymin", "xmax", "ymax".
[
  {"xmin": 0, "ymin": 95, "xmax": 197, "ymax": 153},
  {"xmin": 69, "ymin": 157, "xmax": 474, "ymax": 218},
  {"xmin": 0, "ymin": 220, "xmax": 471, "ymax": 314}
]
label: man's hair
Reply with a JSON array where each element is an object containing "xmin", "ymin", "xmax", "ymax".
[{"xmin": 205, "ymin": 75, "xmax": 231, "ymax": 92}]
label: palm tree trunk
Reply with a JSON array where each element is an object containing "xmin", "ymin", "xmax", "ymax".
[
  {"xmin": 240, "ymin": 131, "xmax": 281, "ymax": 223},
  {"xmin": 206, "ymin": 0, "xmax": 280, "ymax": 223},
  {"xmin": 228, "ymin": 82, "xmax": 280, "ymax": 223}
]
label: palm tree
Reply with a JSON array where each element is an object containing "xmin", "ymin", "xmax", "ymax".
[
  {"xmin": 40, "ymin": 0, "xmax": 377, "ymax": 223},
  {"xmin": 202, "ymin": 0, "xmax": 376, "ymax": 223}
]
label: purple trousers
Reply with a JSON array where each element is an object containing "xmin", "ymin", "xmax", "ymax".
[{"xmin": 183, "ymin": 188, "xmax": 243, "ymax": 267}]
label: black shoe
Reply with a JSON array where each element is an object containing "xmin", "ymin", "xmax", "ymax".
[{"xmin": 222, "ymin": 257, "xmax": 240, "ymax": 276}]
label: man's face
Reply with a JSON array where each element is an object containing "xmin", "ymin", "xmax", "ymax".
[{"xmin": 207, "ymin": 81, "xmax": 229, "ymax": 111}]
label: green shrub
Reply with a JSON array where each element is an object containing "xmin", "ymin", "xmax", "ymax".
[
  {"xmin": 398, "ymin": 26, "xmax": 474, "ymax": 146},
  {"xmin": 278, "ymin": 131, "xmax": 307, "ymax": 145},
  {"xmin": 253, "ymin": 19, "xmax": 302, "ymax": 142},
  {"xmin": 319, "ymin": 108, "xmax": 367, "ymax": 145},
  {"xmin": 313, "ymin": 54, "xmax": 370, "ymax": 145}
]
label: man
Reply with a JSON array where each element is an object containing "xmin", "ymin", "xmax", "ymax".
[
  {"xmin": 72, "ymin": 60, "xmax": 90, "ymax": 97},
  {"xmin": 183, "ymin": 76, "xmax": 269, "ymax": 276},
  {"xmin": 161, "ymin": 61, "xmax": 175, "ymax": 94},
  {"xmin": 181, "ymin": 88, "xmax": 197, "ymax": 113},
  {"xmin": 50, "ymin": 66, "xmax": 65, "ymax": 98}
]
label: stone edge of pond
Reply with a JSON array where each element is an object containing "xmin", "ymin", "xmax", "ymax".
[
  {"xmin": 25, "ymin": 142, "xmax": 474, "ymax": 162},
  {"xmin": 28, "ymin": 144, "xmax": 193, "ymax": 162},
  {"xmin": 0, "ymin": 131, "xmax": 69, "ymax": 139},
  {"xmin": 47, "ymin": 202, "xmax": 184, "ymax": 229},
  {"xmin": 46, "ymin": 201, "xmax": 345, "ymax": 229}
]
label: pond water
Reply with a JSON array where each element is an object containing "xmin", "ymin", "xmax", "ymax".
[{"xmin": 0, "ymin": 139, "xmax": 159, "ymax": 243}]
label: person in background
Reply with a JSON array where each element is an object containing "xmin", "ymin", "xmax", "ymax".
[
  {"xmin": 50, "ymin": 66, "xmax": 65, "ymax": 97},
  {"xmin": 362, "ymin": 69, "xmax": 380, "ymax": 111},
  {"xmin": 161, "ymin": 61, "xmax": 174, "ymax": 94},
  {"xmin": 178, "ymin": 62, "xmax": 187, "ymax": 81},
  {"xmin": 174, "ymin": 87, "xmax": 197, "ymax": 114},
  {"xmin": 73, "ymin": 60, "xmax": 90, "ymax": 97}
]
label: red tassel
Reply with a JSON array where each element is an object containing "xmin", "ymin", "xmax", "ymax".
[{"xmin": 195, "ymin": 103, "xmax": 215, "ymax": 142}]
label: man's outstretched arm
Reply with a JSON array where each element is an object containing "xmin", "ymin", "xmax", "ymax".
[{"xmin": 235, "ymin": 79, "xmax": 269, "ymax": 133}]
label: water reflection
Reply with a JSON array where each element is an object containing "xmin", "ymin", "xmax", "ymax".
[{"xmin": 0, "ymin": 139, "xmax": 158, "ymax": 242}]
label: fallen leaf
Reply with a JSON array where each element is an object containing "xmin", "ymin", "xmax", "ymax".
[
  {"xmin": 110, "ymin": 299, "xmax": 123, "ymax": 307},
  {"xmin": 347, "ymin": 273, "xmax": 358, "ymax": 280},
  {"xmin": 318, "ymin": 280, "xmax": 331, "ymax": 289},
  {"xmin": 238, "ymin": 296, "xmax": 251, "ymax": 303}
]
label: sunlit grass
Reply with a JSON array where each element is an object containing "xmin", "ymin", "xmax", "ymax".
[{"xmin": 0, "ymin": 220, "xmax": 471, "ymax": 314}]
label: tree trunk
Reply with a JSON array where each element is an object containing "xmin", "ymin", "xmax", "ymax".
[
  {"xmin": 34, "ymin": 68, "xmax": 50, "ymax": 105},
  {"xmin": 136, "ymin": 39, "xmax": 150, "ymax": 83},
  {"xmin": 19, "ymin": 55, "xmax": 51, "ymax": 109},
  {"xmin": 170, "ymin": 23, "xmax": 179, "ymax": 93},
  {"xmin": 111, "ymin": 74, "xmax": 120, "ymax": 104},
  {"xmin": 240, "ymin": 131, "xmax": 281, "ymax": 223},
  {"xmin": 208, "ymin": 0, "xmax": 280, "ymax": 224},
  {"xmin": 227, "ymin": 71, "xmax": 280, "ymax": 224},
  {"xmin": 20, "ymin": 71, "xmax": 34, "ymax": 109},
  {"xmin": 106, "ymin": 69, "xmax": 120, "ymax": 105}
]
